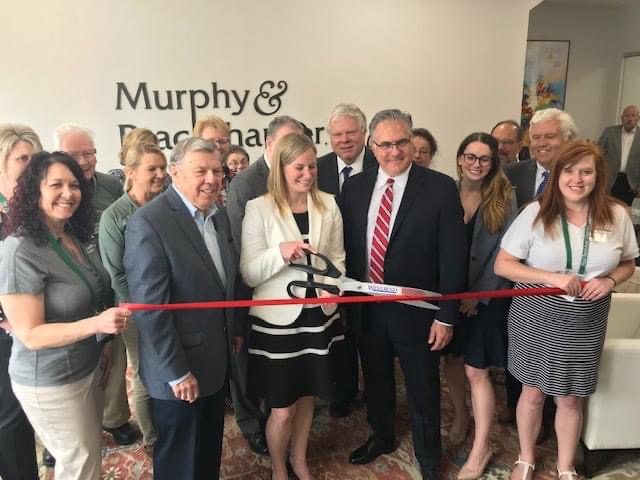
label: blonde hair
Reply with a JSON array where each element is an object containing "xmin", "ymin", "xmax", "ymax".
[
  {"xmin": 123, "ymin": 143, "xmax": 166, "ymax": 192},
  {"xmin": 118, "ymin": 128, "xmax": 158, "ymax": 166},
  {"xmin": 193, "ymin": 115, "xmax": 230, "ymax": 138},
  {"xmin": 0, "ymin": 124, "xmax": 42, "ymax": 171},
  {"xmin": 267, "ymin": 132, "xmax": 324, "ymax": 215}
]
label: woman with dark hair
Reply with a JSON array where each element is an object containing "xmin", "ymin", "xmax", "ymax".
[
  {"xmin": 495, "ymin": 141, "xmax": 638, "ymax": 480},
  {"xmin": 442, "ymin": 133, "xmax": 516, "ymax": 479},
  {"xmin": 225, "ymin": 145, "xmax": 250, "ymax": 177},
  {"xmin": 0, "ymin": 123, "xmax": 42, "ymax": 480},
  {"xmin": 411, "ymin": 127, "xmax": 438, "ymax": 168},
  {"xmin": 0, "ymin": 151, "xmax": 131, "ymax": 480}
]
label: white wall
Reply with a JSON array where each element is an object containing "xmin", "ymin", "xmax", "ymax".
[
  {"xmin": 1, "ymin": 0, "xmax": 538, "ymax": 176},
  {"xmin": 615, "ymin": 2, "xmax": 640, "ymax": 119},
  {"xmin": 529, "ymin": 1, "xmax": 640, "ymax": 139},
  {"xmin": 528, "ymin": 2, "xmax": 620, "ymax": 141}
]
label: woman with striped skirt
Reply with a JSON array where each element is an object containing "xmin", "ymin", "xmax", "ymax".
[
  {"xmin": 495, "ymin": 141, "xmax": 638, "ymax": 480},
  {"xmin": 241, "ymin": 132, "xmax": 345, "ymax": 480}
]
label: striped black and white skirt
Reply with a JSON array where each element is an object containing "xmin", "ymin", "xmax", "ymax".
[
  {"xmin": 507, "ymin": 283, "xmax": 611, "ymax": 397},
  {"xmin": 247, "ymin": 307, "xmax": 345, "ymax": 408}
]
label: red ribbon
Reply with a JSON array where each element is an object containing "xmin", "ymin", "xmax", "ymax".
[{"xmin": 121, "ymin": 285, "xmax": 567, "ymax": 312}]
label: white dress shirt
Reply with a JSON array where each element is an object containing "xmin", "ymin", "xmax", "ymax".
[
  {"xmin": 337, "ymin": 148, "xmax": 365, "ymax": 192},
  {"xmin": 365, "ymin": 165, "xmax": 411, "ymax": 281},
  {"xmin": 534, "ymin": 161, "xmax": 550, "ymax": 193},
  {"xmin": 620, "ymin": 127, "xmax": 636, "ymax": 173}
]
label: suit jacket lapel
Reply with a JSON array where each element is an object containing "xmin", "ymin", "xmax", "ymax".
[
  {"xmin": 359, "ymin": 173, "xmax": 377, "ymax": 254},
  {"xmin": 308, "ymin": 193, "xmax": 322, "ymax": 249},
  {"xmin": 166, "ymin": 188, "xmax": 225, "ymax": 291},
  {"xmin": 389, "ymin": 167, "xmax": 421, "ymax": 243},
  {"xmin": 329, "ymin": 154, "xmax": 340, "ymax": 194}
]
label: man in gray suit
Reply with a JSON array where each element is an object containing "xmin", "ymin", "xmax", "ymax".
[
  {"xmin": 599, "ymin": 105, "xmax": 640, "ymax": 205},
  {"xmin": 124, "ymin": 138, "xmax": 239, "ymax": 480},
  {"xmin": 224, "ymin": 115, "xmax": 304, "ymax": 454}
]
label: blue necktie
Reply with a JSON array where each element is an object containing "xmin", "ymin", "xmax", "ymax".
[
  {"xmin": 340, "ymin": 166, "xmax": 352, "ymax": 192},
  {"xmin": 536, "ymin": 170, "xmax": 549, "ymax": 197}
]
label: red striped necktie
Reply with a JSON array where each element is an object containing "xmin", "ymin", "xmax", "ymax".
[{"xmin": 369, "ymin": 178, "xmax": 394, "ymax": 283}]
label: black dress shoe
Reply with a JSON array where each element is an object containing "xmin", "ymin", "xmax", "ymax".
[
  {"xmin": 104, "ymin": 422, "xmax": 139, "ymax": 445},
  {"xmin": 420, "ymin": 467, "xmax": 439, "ymax": 480},
  {"xmin": 42, "ymin": 448, "xmax": 56, "ymax": 467},
  {"xmin": 349, "ymin": 436, "xmax": 395, "ymax": 464},
  {"xmin": 244, "ymin": 432, "xmax": 269, "ymax": 455},
  {"xmin": 329, "ymin": 401, "xmax": 351, "ymax": 418}
]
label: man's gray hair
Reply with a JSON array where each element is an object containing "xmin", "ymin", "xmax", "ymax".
[
  {"xmin": 327, "ymin": 103, "xmax": 367, "ymax": 133},
  {"xmin": 369, "ymin": 109, "xmax": 413, "ymax": 138},
  {"xmin": 170, "ymin": 137, "xmax": 217, "ymax": 165},
  {"xmin": 266, "ymin": 115, "xmax": 304, "ymax": 139},
  {"xmin": 53, "ymin": 123, "xmax": 95, "ymax": 150},
  {"xmin": 530, "ymin": 108, "xmax": 578, "ymax": 142}
]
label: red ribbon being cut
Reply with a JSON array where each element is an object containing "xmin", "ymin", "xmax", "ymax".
[{"xmin": 121, "ymin": 285, "xmax": 568, "ymax": 312}]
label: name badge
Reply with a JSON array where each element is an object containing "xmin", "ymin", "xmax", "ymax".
[{"xmin": 592, "ymin": 230, "xmax": 609, "ymax": 243}]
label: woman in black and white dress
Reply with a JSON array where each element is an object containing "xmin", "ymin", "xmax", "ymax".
[
  {"xmin": 495, "ymin": 141, "xmax": 638, "ymax": 480},
  {"xmin": 241, "ymin": 132, "xmax": 345, "ymax": 480}
]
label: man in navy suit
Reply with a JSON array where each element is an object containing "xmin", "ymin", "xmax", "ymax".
[
  {"xmin": 340, "ymin": 109, "xmax": 466, "ymax": 479},
  {"xmin": 317, "ymin": 103, "xmax": 377, "ymax": 196},
  {"xmin": 124, "ymin": 138, "xmax": 239, "ymax": 480},
  {"xmin": 317, "ymin": 103, "xmax": 377, "ymax": 418}
]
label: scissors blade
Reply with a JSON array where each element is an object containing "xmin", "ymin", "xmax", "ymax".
[{"xmin": 340, "ymin": 280, "xmax": 440, "ymax": 310}]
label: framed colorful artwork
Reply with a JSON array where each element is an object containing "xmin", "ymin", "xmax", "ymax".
[{"xmin": 521, "ymin": 40, "xmax": 570, "ymax": 130}]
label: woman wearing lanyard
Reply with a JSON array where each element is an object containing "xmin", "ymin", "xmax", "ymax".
[
  {"xmin": 495, "ymin": 141, "xmax": 638, "ymax": 480},
  {"xmin": 0, "ymin": 151, "xmax": 131, "ymax": 480},
  {"xmin": 0, "ymin": 124, "xmax": 41, "ymax": 480},
  {"xmin": 99, "ymin": 142, "xmax": 167, "ymax": 451}
]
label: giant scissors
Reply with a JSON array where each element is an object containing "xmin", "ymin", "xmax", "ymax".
[{"xmin": 286, "ymin": 251, "xmax": 440, "ymax": 310}]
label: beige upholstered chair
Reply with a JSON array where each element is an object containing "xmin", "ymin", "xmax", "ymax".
[{"xmin": 581, "ymin": 292, "xmax": 640, "ymax": 476}]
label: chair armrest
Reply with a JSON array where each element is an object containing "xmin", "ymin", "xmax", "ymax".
[{"xmin": 582, "ymin": 339, "xmax": 640, "ymax": 450}]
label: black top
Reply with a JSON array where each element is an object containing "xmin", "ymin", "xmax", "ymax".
[{"xmin": 292, "ymin": 212, "xmax": 315, "ymax": 298}]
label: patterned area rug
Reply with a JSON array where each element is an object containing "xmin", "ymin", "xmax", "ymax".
[{"xmin": 36, "ymin": 364, "xmax": 640, "ymax": 479}]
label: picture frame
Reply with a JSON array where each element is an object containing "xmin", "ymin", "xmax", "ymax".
[{"xmin": 521, "ymin": 40, "xmax": 571, "ymax": 130}]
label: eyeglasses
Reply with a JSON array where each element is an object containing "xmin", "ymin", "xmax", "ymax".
[
  {"xmin": 209, "ymin": 138, "xmax": 230, "ymax": 147},
  {"xmin": 497, "ymin": 139, "xmax": 517, "ymax": 146},
  {"xmin": 461, "ymin": 153, "xmax": 492, "ymax": 166},
  {"xmin": 373, "ymin": 138, "xmax": 411, "ymax": 151},
  {"xmin": 67, "ymin": 149, "xmax": 97, "ymax": 161}
]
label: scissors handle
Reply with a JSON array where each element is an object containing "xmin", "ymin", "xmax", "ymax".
[
  {"xmin": 288, "ymin": 251, "xmax": 342, "ymax": 278},
  {"xmin": 287, "ymin": 280, "xmax": 340, "ymax": 298}
]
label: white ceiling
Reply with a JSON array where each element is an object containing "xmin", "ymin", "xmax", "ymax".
[{"xmin": 545, "ymin": 0, "xmax": 638, "ymax": 7}]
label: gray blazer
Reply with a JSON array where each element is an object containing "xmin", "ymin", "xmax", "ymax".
[
  {"xmin": 226, "ymin": 155, "xmax": 269, "ymax": 251},
  {"xmin": 124, "ymin": 187, "xmax": 236, "ymax": 400},
  {"xmin": 467, "ymin": 193, "xmax": 517, "ymax": 304},
  {"xmin": 504, "ymin": 159, "xmax": 537, "ymax": 208},
  {"xmin": 598, "ymin": 125, "xmax": 640, "ymax": 191}
]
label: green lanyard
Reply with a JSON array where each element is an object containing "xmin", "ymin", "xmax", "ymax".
[
  {"xmin": 46, "ymin": 232, "xmax": 99, "ymax": 310},
  {"xmin": 0, "ymin": 192, "xmax": 7, "ymax": 211},
  {"xmin": 561, "ymin": 214, "xmax": 591, "ymax": 276}
]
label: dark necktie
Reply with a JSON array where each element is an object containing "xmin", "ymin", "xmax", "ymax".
[
  {"xmin": 536, "ymin": 170, "xmax": 549, "ymax": 198},
  {"xmin": 341, "ymin": 166, "xmax": 353, "ymax": 192}
]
